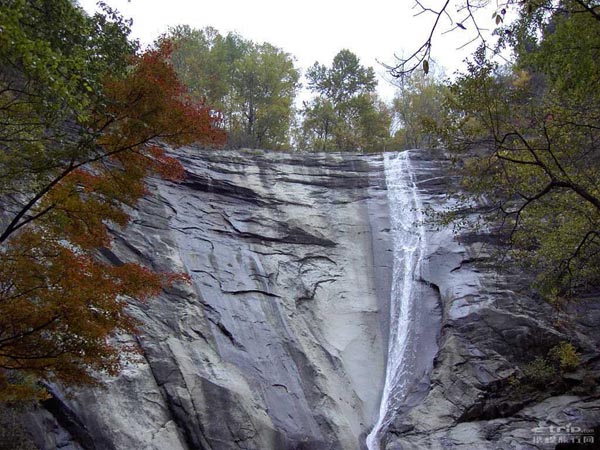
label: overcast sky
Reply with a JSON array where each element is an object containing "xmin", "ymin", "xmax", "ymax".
[{"xmin": 78, "ymin": 0, "xmax": 492, "ymax": 101}]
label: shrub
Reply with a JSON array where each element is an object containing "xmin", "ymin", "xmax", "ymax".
[{"xmin": 523, "ymin": 357, "xmax": 557, "ymax": 386}]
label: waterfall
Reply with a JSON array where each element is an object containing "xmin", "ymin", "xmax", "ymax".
[{"xmin": 366, "ymin": 151, "xmax": 426, "ymax": 450}]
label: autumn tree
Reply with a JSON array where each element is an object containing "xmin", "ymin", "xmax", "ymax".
[
  {"xmin": 301, "ymin": 49, "xmax": 391, "ymax": 152},
  {"xmin": 0, "ymin": 0, "xmax": 224, "ymax": 401},
  {"xmin": 163, "ymin": 26, "xmax": 300, "ymax": 149},
  {"xmin": 439, "ymin": 1, "xmax": 600, "ymax": 302}
]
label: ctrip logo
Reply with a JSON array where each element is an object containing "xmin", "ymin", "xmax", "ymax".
[{"xmin": 531, "ymin": 423, "xmax": 595, "ymax": 446}]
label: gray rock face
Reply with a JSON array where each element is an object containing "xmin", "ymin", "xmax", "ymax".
[
  {"xmin": 378, "ymin": 149, "xmax": 600, "ymax": 450},
  {"xmin": 27, "ymin": 148, "xmax": 392, "ymax": 450},
  {"xmin": 20, "ymin": 148, "xmax": 600, "ymax": 450}
]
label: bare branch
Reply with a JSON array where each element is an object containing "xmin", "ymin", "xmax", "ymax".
[{"xmin": 384, "ymin": 0, "xmax": 452, "ymax": 76}]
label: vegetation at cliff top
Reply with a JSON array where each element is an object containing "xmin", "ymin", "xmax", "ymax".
[
  {"xmin": 161, "ymin": 26, "xmax": 403, "ymax": 152},
  {"xmin": 161, "ymin": 25, "xmax": 300, "ymax": 150}
]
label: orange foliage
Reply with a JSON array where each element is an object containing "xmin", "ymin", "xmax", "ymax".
[
  {"xmin": 0, "ymin": 41, "xmax": 220, "ymax": 401},
  {"xmin": 98, "ymin": 40, "xmax": 226, "ymax": 154},
  {"xmin": 0, "ymin": 231, "xmax": 162, "ymax": 398}
]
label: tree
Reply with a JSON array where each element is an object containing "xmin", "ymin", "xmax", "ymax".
[
  {"xmin": 299, "ymin": 98, "xmax": 337, "ymax": 151},
  {"xmin": 163, "ymin": 27, "xmax": 300, "ymax": 149},
  {"xmin": 0, "ymin": 0, "xmax": 134, "ymax": 203},
  {"xmin": 161, "ymin": 26, "xmax": 239, "ymax": 111},
  {"xmin": 306, "ymin": 49, "xmax": 377, "ymax": 103},
  {"xmin": 353, "ymin": 94, "xmax": 393, "ymax": 153},
  {"xmin": 440, "ymin": 1, "xmax": 600, "ymax": 302},
  {"xmin": 390, "ymin": 69, "xmax": 446, "ymax": 149},
  {"xmin": 0, "ymin": 0, "xmax": 224, "ymax": 401},
  {"xmin": 229, "ymin": 42, "xmax": 300, "ymax": 149},
  {"xmin": 301, "ymin": 49, "xmax": 391, "ymax": 152}
]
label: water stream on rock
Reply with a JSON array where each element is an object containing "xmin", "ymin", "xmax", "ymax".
[{"xmin": 366, "ymin": 151, "xmax": 426, "ymax": 450}]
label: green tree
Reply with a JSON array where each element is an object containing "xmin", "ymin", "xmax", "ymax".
[
  {"xmin": 306, "ymin": 49, "xmax": 377, "ymax": 103},
  {"xmin": 301, "ymin": 49, "xmax": 390, "ymax": 151},
  {"xmin": 163, "ymin": 26, "xmax": 240, "ymax": 110},
  {"xmin": 164, "ymin": 27, "xmax": 299, "ymax": 149},
  {"xmin": 355, "ymin": 94, "xmax": 393, "ymax": 153},
  {"xmin": 298, "ymin": 97, "xmax": 337, "ymax": 151},
  {"xmin": 440, "ymin": 1, "xmax": 600, "ymax": 302},
  {"xmin": 0, "ymin": 0, "xmax": 135, "ymax": 202},
  {"xmin": 230, "ymin": 42, "xmax": 299, "ymax": 149},
  {"xmin": 390, "ymin": 69, "xmax": 446, "ymax": 149}
]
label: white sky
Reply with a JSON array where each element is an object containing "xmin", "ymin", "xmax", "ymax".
[{"xmin": 78, "ymin": 0, "xmax": 496, "ymax": 102}]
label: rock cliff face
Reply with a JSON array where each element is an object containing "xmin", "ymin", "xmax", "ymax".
[
  {"xmin": 21, "ymin": 148, "xmax": 600, "ymax": 450},
  {"xmin": 380, "ymin": 150, "xmax": 600, "ymax": 450},
  {"xmin": 27, "ymin": 148, "xmax": 393, "ymax": 450}
]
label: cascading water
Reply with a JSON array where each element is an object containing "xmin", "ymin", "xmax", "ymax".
[{"xmin": 366, "ymin": 151, "xmax": 426, "ymax": 450}]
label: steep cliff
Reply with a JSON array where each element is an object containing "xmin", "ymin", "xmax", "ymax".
[
  {"xmin": 25, "ymin": 148, "xmax": 392, "ymax": 450},
  {"xmin": 18, "ymin": 148, "xmax": 600, "ymax": 450},
  {"xmin": 379, "ymin": 150, "xmax": 600, "ymax": 450}
]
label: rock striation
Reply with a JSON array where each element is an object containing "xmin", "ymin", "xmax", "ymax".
[{"xmin": 19, "ymin": 147, "xmax": 600, "ymax": 450}]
